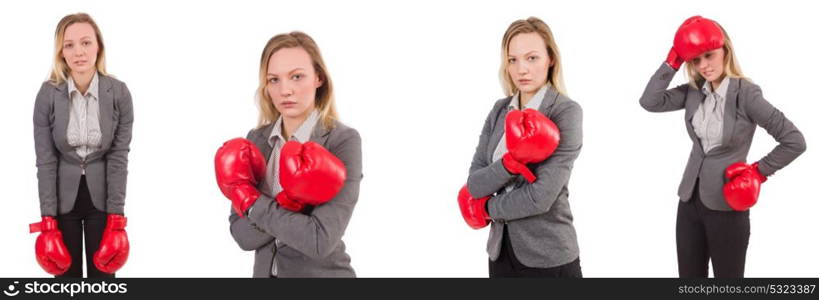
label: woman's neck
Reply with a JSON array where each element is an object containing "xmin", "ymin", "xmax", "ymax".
[
  {"xmin": 709, "ymin": 74, "xmax": 728, "ymax": 91},
  {"xmin": 71, "ymin": 70, "xmax": 95, "ymax": 95},
  {"xmin": 282, "ymin": 110, "xmax": 313, "ymax": 140},
  {"xmin": 520, "ymin": 91, "xmax": 534, "ymax": 108}
]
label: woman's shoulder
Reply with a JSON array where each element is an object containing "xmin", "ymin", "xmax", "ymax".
[
  {"xmin": 98, "ymin": 75, "xmax": 133, "ymax": 103},
  {"xmin": 552, "ymin": 93, "xmax": 582, "ymax": 115},
  {"xmin": 734, "ymin": 77, "xmax": 763, "ymax": 104},
  {"xmin": 481, "ymin": 96, "xmax": 513, "ymax": 121},
  {"xmin": 100, "ymin": 74, "xmax": 128, "ymax": 90},
  {"xmin": 38, "ymin": 80, "xmax": 61, "ymax": 92},
  {"xmin": 36, "ymin": 80, "xmax": 61, "ymax": 104},
  {"xmin": 246, "ymin": 124, "xmax": 273, "ymax": 140},
  {"xmin": 322, "ymin": 120, "xmax": 362, "ymax": 166},
  {"xmin": 492, "ymin": 96, "xmax": 513, "ymax": 110},
  {"xmin": 326, "ymin": 120, "xmax": 360, "ymax": 143},
  {"xmin": 736, "ymin": 77, "xmax": 761, "ymax": 93}
]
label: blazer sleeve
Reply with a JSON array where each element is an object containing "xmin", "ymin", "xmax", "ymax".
[
  {"xmin": 487, "ymin": 100, "xmax": 583, "ymax": 221},
  {"xmin": 105, "ymin": 81, "xmax": 134, "ymax": 215},
  {"xmin": 639, "ymin": 63, "xmax": 689, "ymax": 113},
  {"xmin": 741, "ymin": 83, "xmax": 807, "ymax": 176},
  {"xmin": 228, "ymin": 208, "xmax": 275, "ymax": 251},
  {"xmin": 33, "ymin": 82, "xmax": 59, "ymax": 217},
  {"xmin": 247, "ymin": 128, "xmax": 362, "ymax": 259},
  {"xmin": 466, "ymin": 100, "xmax": 516, "ymax": 198}
]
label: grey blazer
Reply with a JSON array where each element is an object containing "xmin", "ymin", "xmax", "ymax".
[
  {"xmin": 640, "ymin": 63, "xmax": 806, "ymax": 211},
  {"xmin": 467, "ymin": 86, "xmax": 583, "ymax": 268},
  {"xmin": 33, "ymin": 76, "xmax": 134, "ymax": 216},
  {"xmin": 228, "ymin": 120, "xmax": 361, "ymax": 278}
]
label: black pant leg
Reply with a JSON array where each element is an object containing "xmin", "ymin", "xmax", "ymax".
[
  {"xmin": 73, "ymin": 176, "xmax": 115, "ymax": 278},
  {"xmin": 84, "ymin": 208, "xmax": 114, "ymax": 278},
  {"xmin": 557, "ymin": 257, "xmax": 583, "ymax": 278},
  {"xmin": 55, "ymin": 176, "xmax": 116, "ymax": 278},
  {"xmin": 55, "ymin": 210, "xmax": 84, "ymax": 278},
  {"xmin": 489, "ymin": 227, "xmax": 517, "ymax": 278},
  {"xmin": 676, "ymin": 192, "xmax": 709, "ymax": 278},
  {"xmin": 514, "ymin": 256, "xmax": 582, "ymax": 278},
  {"xmin": 701, "ymin": 200, "xmax": 750, "ymax": 278}
]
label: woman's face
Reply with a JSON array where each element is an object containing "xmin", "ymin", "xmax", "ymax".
[
  {"xmin": 691, "ymin": 47, "xmax": 726, "ymax": 83},
  {"xmin": 266, "ymin": 47, "xmax": 323, "ymax": 120},
  {"xmin": 61, "ymin": 22, "xmax": 98, "ymax": 75},
  {"xmin": 506, "ymin": 32, "xmax": 552, "ymax": 96}
]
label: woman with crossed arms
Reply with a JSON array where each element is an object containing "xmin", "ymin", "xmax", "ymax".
[
  {"xmin": 458, "ymin": 17, "xmax": 583, "ymax": 278},
  {"xmin": 214, "ymin": 32, "xmax": 362, "ymax": 278}
]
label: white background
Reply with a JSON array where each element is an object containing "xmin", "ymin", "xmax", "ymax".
[{"xmin": 0, "ymin": 0, "xmax": 816, "ymax": 277}]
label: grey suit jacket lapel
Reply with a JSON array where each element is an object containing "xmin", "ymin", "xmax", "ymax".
[
  {"xmin": 487, "ymin": 99, "xmax": 510, "ymax": 162},
  {"xmin": 85, "ymin": 75, "xmax": 115, "ymax": 162},
  {"xmin": 52, "ymin": 82, "xmax": 83, "ymax": 163},
  {"xmin": 309, "ymin": 122, "xmax": 332, "ymax": 145},
  {"xmin": 98, "ymin": 76, "xmax": 115, "ymax": 150},
  {"xmin": 720, "ymin": 78, "xmax": 739, "ymax": 148},
  {"xmin": 253, "ymin": 124, "xmax": 275, "ymax": 159},
  {"xmin": 538, "ymin": 86, "xmax": 560, "ymax": 117},
  {"xmin": 684, "ymin": 83, "xmax": 706, "ymax": 154}
]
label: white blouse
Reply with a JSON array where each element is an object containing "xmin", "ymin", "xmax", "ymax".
[
  {"xmin": 692, "ymin": 78, "xmax": 729, "ymax": 154},
  {"xmin": 66, "ymin": 73, "xmax": 102, "ymax": 161}
]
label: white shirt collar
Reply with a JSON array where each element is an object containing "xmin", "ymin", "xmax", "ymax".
[
  {"xmin": 268, "ymin": 109, "xmax": 320, "ymax": 147},
  {"xmin": 509, "ymin": 84, "xmax": 549, "ymax": 111},
  {"xmin": 702, "ymin": 77, "xmax": 729, "ymax": 100},
  {"xmin": 67, "ymin": 72, "xmax": 100, "ymax": 99}
]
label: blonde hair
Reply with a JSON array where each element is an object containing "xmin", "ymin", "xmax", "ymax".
[
  {"xmin": 685, "ymin": 22, "xmax": 748, "ymax": 88},
  {"xmin": 256, "ymin": 31, "xmax": 338, "ymax": 130},
  {"xmin": 49, "ymin": 13, "xmax": 108, "ymax": 86},
  {"xmin": 499, "ymin": 17, "xmax": 567, "ymax": 97}
]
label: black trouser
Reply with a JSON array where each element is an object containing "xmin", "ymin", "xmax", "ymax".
[
  {"xmin": 489, "ymin": 227, "xmax": 582, "ymax": 278},
  {"xmin": 676, "ymin": 181, "xmax": 750, "ymax": 278},
  {"xmin": 55, "ymin": 176, "xmax": 114, "ymax": 278}
]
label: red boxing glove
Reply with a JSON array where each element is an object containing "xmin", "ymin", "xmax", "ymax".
[
  {"xmin": 275, "ymin": 193, "xmax": 305, "ymax": 212},
  {"xmin": 29, "ymin": 216, "xmax": 71, "ymax": 275},
  {"xmin": 215, "ymin": 138, "xmax": 267, "ymax": 217},
  {"xmin": 276, "ymin": 141, "xmax": 347, "ymax": 212},
  {"xmin": 665, "ymin": 48, "xmax": 685, "ymax": 70},
  {"xmin": 458, "ymin": 185, "xmax": 490, "ymax": 229},
  {"xmin": 723, "ymin": 162, "xmax": 767, "ymax": 211},
  {"xmin": 667, "ymin": 16, "xmax": 724, "ymax": 69},
  {"xmin": 503, "ymin": 108, "xmax": 560, "ymax": 183},
  {"xmin": 93, "ymin": 214, "xmax": 129, "ymax": 274}
]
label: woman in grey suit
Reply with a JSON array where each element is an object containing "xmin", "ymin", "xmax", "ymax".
[
  {"xmin": 30, "ymin": 13, "xmax": 133, "ymax": 278},
  {"xmin": 640, "ymin": 16, "xmax": 805, "ymax": 277},
  {"xmin": 459, "ymin": 17, "xmax": 583, "ymax": 277},
  {"xmin": 225, "ymin": 32, "xmax": 362, "ymax": 278}
]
